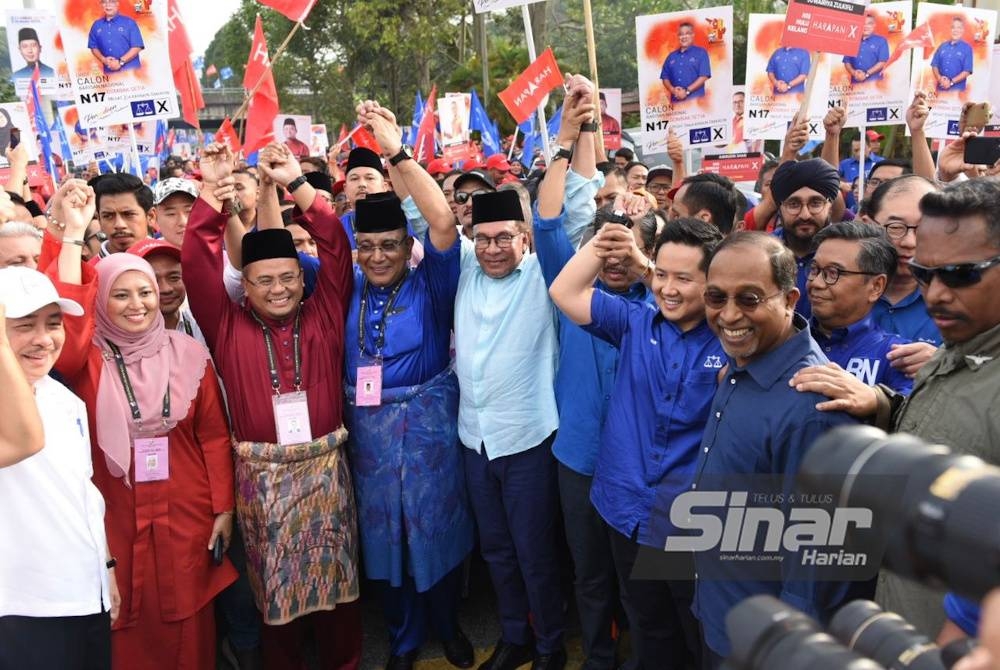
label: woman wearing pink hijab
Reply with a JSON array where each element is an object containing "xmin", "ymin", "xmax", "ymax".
[{"xmin": 46, "ymin": 181, "xmax": 237, "ymax": 670}]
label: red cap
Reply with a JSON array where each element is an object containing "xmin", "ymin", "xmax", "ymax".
[
  {"xmin": 499, "ymin": 173, "xmax": 520, "ymax": 185},
  {"xmin": 127, "ymin": 238, "xmax": 181, "ymax": 261},
  {"xmin": 463, "ymin": 159, "xmax": 485, "ymax": 171},
  {"xmin": 485, "ymin": 154, "xmax": 511, "ymax": 171},
  {"xmin": 332, "ymin": 179, "xmax": 345, "ymax": 196},
  {"xmin": 865, "ymin": 130, "xmax": 885, "ymax": 142},
  {"xmin": 426, "ymin": 158, "xmax": 454, "ymax": 176}
]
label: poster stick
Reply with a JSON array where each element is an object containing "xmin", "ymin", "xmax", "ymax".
[
  {"xmin": 507, "ymin": 126, "xmax": 519, "ymax": 161},
  {"xmin": 232, "ymin": 20, "xmax": 305, "ymax": 123},
  {"xmin": 796, "ymin": 52, "xmax": 821, "ymax": 123},
  {"xmin": 520, "ymin": 4, "xmax": 552, "ymax": 164},
  {"xmin": 127, "ymin": 124, "xmax": 143, "ymax": 178},
  {"xmin": 582, "ymin": 0, "xmax": 606, "ymax": 159},
  {"xmin": 331, "ymin": 125, "xmax": 360, "ymax": 152},
  {"xmin": 857, "ymin": 124, "xmax": 866, "ymax": 204}
]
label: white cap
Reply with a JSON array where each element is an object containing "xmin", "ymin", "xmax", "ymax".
[
  {"xmin": 0, "ymin": 267, "xmax": 84, "ymax": 318},
  {"xmin": 153, "ymin": 178, "xmax": 199, "ymax": 205}
]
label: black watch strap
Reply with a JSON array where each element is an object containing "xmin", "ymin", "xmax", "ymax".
[
  {"xmin": 551, "ymin": 147, "xmax": 573, "ymax": 162},
  {"xmin": 580, "ymin": 121, "xmax": 599, "ymax": 133},
  {"xmin": 287, "ymin": 175, "xmax": 308, "ymax": 193},
  {"xmin": 389, "ymin": 146, "xmax": 413, "ymax": 167}
]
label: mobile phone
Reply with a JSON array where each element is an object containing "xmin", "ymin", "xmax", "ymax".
[
  {"xmin": 964, "ymin": 137, "xmax": 1000, "ymax": 166},
  {"xmin": 212, "ymin": 537, "xmax": 224, "ymax": 565},
  {"xmin": 8, "ymin": 128, "xmax": 20, "ymax": 150}
]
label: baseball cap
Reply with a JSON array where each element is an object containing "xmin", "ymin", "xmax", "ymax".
[
  {"xmin": 485, "ymin": 154, "xmax": 512, "ymax": 172},
  {"xmin": 426, "ymin": 158, "xmax": 454, "ymax": 176},
  {"xmin": 127, "ymin": 238, "xmax": 181, "ymax": 262},
  {"xmin": 453, "ymin": 170, "xmax": 496, "ymax": 192},
  {"xmin": 647, "ymin": 164, "xmax": 673, "ymax": 182},
  {"xmin": 153, "ymin": 178, "xmax": 199, "ymax": 206},
  {"xmin": 462, "ymin": 159, "xmax": 485, "ymax": 172},
  {"xmin": 865, "ymin": 130, "xmax": 885, "ymax": 142},
  {"xmin": 0, "ymin": 267, "xmax": 83, "ymax": 318}
]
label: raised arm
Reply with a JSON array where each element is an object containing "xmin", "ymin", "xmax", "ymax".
[
  {"xmin": 538, "ymin": 76, "xmax": 595, "ymax": 221},
  {"xmin": 906, "ymin": 92, "xmax": 936, "ymax": 183},
  {"xmin": 0, "ymin": 303, "xmax": 44, "ymax": 467},
  {"xmin": 820, "ymin": 106, "xmax": 846, "ymax": 173}
]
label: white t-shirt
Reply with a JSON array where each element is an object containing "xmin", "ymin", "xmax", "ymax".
[{"xmin": 0, "ymin": 376, "xmax": 110, "ymax": 617}]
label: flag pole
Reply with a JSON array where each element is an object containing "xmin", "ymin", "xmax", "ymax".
[
  {"xmin": 857, "ymin": 124, "xmax": 866, "ymax": 205},
  {"xmin": 507, "ymin": 126, "xmax": 518, "ymax": 161},
  {"xmin": 520, "ymin": 4, "xmax": 551, "ymax": 164},
  {"xmin": 582, "ymin": 0, "xmax": 606, "ymax": 160},
  {"xmin": 127, "ymin": 124, "xmax": 143, "ymax": 178},
  {"xmin": 232, "ymin": 19, "xmax": 306, "ymax": 123}
]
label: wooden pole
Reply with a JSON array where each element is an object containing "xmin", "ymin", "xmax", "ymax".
[
  {"xmin": 582, "ymin": 0, "xmax": 606, "ymax": 159},
  {"xmin": 232, "ymin": 20, "xmax": 305, "ymax": 123},
  {"xmin": 520, "ymin": 4, "xmax": 551, "ymax": 163},
  {"xmin": 796, "ymin": 52, "xmax": 820, "ymax": 122}
]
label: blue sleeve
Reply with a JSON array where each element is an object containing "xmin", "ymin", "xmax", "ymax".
[
  {"xmin": 532, "ymin": 205, "xmax": 577, "ymax": 289},
  {"xmin": 930, "ymin": 46, "xmax": 942, "ymax": 68},
  {"xmin": 798, "ymin": 50, "xmax": 811, "ymax": 76},
  {"xmin": 420, "ymin": 230, "xmax": 461, "ymax": 331},
  {"xmin": 697, "ymin": 48, "xmax": 711, "ymax": 78},
  {"xmin": 660, "ymin": 56, "xmax": 671, "ymax": 80},
  {"xmin": 877, "ymin": 37, "xmax": 890, "ymax": 62},
  {"xmin": 962, "ymin": 43, "xmax": 973, "ymax": 73},
  {"xmin": 563, "ymin": 168, "xmax": 603, "ymax": 248},
  {"xmin": 339, "ymin": 211, "xmax": 357, "ymax": 250},
  {"xmin": 842, "ymin": 54, "xmax": 853, "ymax": 65},
  {"xmin": 582, "ymin": 288, "xmax": 633, "ymax": 347},
  {"xmin": 87, "ymin": 22, "xmax": 100, "ymax": 49},
  {"xmin": 299, "ymin": 251, "xmax": 319, "ymax": 299},
  {"xmin": 766, "ymin": 51, "xmax": 777, "ymax": 74},
  {"xmin": 400, "ymin": 195, "xmax": 430, "ymax": 242},
  {"xmin": 129, "ymin": 19, "xmax": 144, "ymax": 48},
  {"xmin": 883, "ymin": 335, "xmax": 914, "ymax": 395},
  {"xmin": 944, "ymin": 592, "xmax": 980, "ymax": 637}
]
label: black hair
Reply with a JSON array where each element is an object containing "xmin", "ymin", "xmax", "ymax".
[
  {"xmin": 866, "ymin": 174, "xmax": 937, "ymax": 220},
  {"xmin": 811, "ymin": 221, "xmax": 898, "ymax": 282},
  {"xmin": 90, "ymin": 172, "xmax": 154, "ymax": 213},
  {"xmin": 867, "ymin": 158, "xmax": 912, "ymax": 180},
  {"xmin": 677, "ymin": 173, "xmax": 739, "ymax": 234},
  {"xmin": 919, "ymin": 178, "xmax": 1000, "ymax": 249},
  {"xmin": 654, "ymin": 217, "xmax": 725, "ymax": 273},
  {"xmin": 614, "ymin": 147, "xmax": 635, "ymax": 161},
  {"xmin": 754, "ymin": 159, "xmax": 780, "ymax": 195},
  {"xmin": 710, "ymin": 231, "xmax": 797, "ymax": 291}
]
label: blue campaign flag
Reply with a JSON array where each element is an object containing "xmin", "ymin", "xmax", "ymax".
[
  {"xmin": 220, "ymin": 66, "xmax": 234, "ymax": 80},
  {"xmin": 405, "ymin": 91, "xmax": 424, "ymax": 146},
  {"xmin": 213, "ymin": 78, "xmax": 222, "ymax": 89},
  {"xmin": 29, "ymin": 78, "xmax": 56, "ymax": 177},
  {"xmin": 51, "ymin": 103, "xmax": 73, "ymax": 163},
  {"xmin": 469, "ymin": 88, "xmax": 501, "ymax": 157},
  {"xmin": 193, "ymin": 56, "xmax": 205, "ymax": 73},
  {"xmin": 518, "ymin": 106, "xmax": 562, "ymax": 169}
]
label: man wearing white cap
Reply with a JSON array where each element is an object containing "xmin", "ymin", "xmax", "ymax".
[{"xmin": 0, "ymin": 266, "xmax": 119, "ymax": 669}]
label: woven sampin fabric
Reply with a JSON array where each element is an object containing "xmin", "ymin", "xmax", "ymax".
[{"xmin": 234, "ymin": 427, "xmax": 359, "ymax": 625}]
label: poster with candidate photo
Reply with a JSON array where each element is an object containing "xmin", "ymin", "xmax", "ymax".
[
  {"xmin": 598, "ymin": 88, "xmax": 622, "ymax": 151},
  {"xmin": 0, "ymin": 103, "xmax": 39, "ymax": 169},
  {"xmin": 439, "ymin": 93, "xmax": 472, "ymax": 162},
  {"xmin": 908, "ymin": 4, "xmax": 997, "ymax": 139},
  {"xmin": 743, "ymin": 13, "xmax": 832, "ymax": 141},
  {"xmin": 55, "ymin": 102, "xmax": 101, "ymax": 163},
  {"xmin": 991, "ymin": 44, "xmax": 1000, "ymax": 116},
  {"xmin": 5, "ymin": 10, "xmax": 72, "ymax": 97},
  {"xmin": 311, "ymin": 124, "xmax": 329, "ymax": 157},
  {"xmin": 58, "ymin": 0, "xmax": 178, "ymax": 127},
  {"xmin": 272, "ymin": 114, "xmax": 312, "ymax": 159},
  {"xmin": 635, "ymin": 7, "xmax": 733, "ymax": 152},
  {"xmin": 829, "ymin": 2, "xmax": 912, "ymax": 129}
]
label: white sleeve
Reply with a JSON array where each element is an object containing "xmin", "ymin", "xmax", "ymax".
[{"xmin": 222, "ymin": 253, "xmax": 246, "ymax": 304}]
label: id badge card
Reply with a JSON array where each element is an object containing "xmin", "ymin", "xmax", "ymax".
[
  {"xmin": 134, "ymin": 436, "xmax": 169, "ymax": 482},
  {"xmin": 272, "ymin": 391, "xmax": 313, "ymax": 446},
  {"xmin": 356, "ymin": 363, "xmax": 383, "ymax": 407}
]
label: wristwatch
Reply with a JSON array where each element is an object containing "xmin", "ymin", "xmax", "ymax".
[
  {"xmin": 287, "ymin": 175, "xmax": 308, "ymax": 193},
  {"xmin": 551, "ymin": 145, "xmax": 573, "ymax": 163},
  {"xmin": 580, "ymin": 121, "xmax": 599, "ymax": 133},
  {"xmin": 389, "ymin": 145, "xmax": 414, "ymax": 167},
  {"xmin": 106, "ymin": 557, "xmax": 117, "ymax": 569}
]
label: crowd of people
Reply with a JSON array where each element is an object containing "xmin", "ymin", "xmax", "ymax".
[{"xmin": 1, "ymin": 70, "xmax": 999, "ymax": 670}]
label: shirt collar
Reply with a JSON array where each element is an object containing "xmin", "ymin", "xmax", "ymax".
[
  {"xmin": 810, "ymin": 313, "xmax": 876, "ymax": 346},
  {"xmin": 941, "ymin": 320, "xmax": 1000, "ymax": 373},
  {"xmin": 733, "ymin": 313, "xmax": 813, "ymax": 389},
  {"xmin": 878, "ymin": 285, "xmax": 923, "ymax": 308}
]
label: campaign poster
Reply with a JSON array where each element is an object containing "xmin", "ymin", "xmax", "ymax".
[
  {"xmin": 992, "ymin": 44, "xmax": 1000, "ymax": 115},
  {"xmin": 744, "ymin": 14, "xmax": 832, "ymax": 141},
  {"xmin": 310, "ymin": 123, "xmax": 329, "ymax": 157},
  {"xmin": 272, "ymin": 114, "xmax": 312, "ymax": 159},
  {"xmin": 56, "ymin": 102, "xmax": 100, "ymax": 163},
  {"xmin": 701, "ymin": 151, "xmax": 764, "ymax": 183},
  {"xmin": 5, "ymin": 10, "xmax": 72, "ymax": 97},
  {"xmin": 722, "ymin": 85, "xmax": 764, "ymax": 153},
  {"xmin": 440, "ymin": 93, "xmax": 472, "ymax": 162},
  {"xmin": 636, "ymin": 7, "xmax": 734, "ymax": 151},
  {"xmin": 827, "ymin": 2, "xmax": 913, "ymax": 128},
  {"xmin": 598, "ymin": 88, "xmax": 622, "ymax": 151},
  {"xmin": 58, "ymin": 0, "xmax": 179, "ymax": 127},
  {"xmin": 104, "ymin": 121, "xmax": 156, "ymax": 155},
  {"xmin": 0, "ymin": 103, "xmax": 39, "ymax": 169},
  {"xmin": 908, "ymin": 4, "xmax": 997, "ymax": 139}
]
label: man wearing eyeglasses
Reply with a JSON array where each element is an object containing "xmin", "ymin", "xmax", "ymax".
[
  {"xmin": 790, "ymin": 178, "xmax": 1000, "ymax": 638},
  {"xmin": 452, "ymin": 169, "xmax": 496, "ymax": 240},
  {"xmin": 692, "ymin": 231, "xmax": 858, "ymax": 667},
  {"xmin": 769, "ymin": 158, "xmax": 843, "ymax": 321}
]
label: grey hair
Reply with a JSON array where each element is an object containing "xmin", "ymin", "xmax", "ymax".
[{"xmin": 0, "ymin": 221, "xmax": 43, "ymax": 239}]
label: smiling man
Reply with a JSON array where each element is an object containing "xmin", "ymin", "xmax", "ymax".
[
  {"xmin": 87, "ymin": 0, "xmax": 144, "ymax": 74},
  {"xmin": 660, "ymin": 22, "xmax": 711, "ymax": 104},
  {"xmin": 91, "ymin": 173, "xmax": 154, "ymax": 257}
]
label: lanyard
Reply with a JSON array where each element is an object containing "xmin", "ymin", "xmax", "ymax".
[
  {"xmin": 251, "ymin": 308, "xmax": 302, "ymax": 393},
  {"xmin": 181, "ymin": 315, "xmax": 193, "ymax": 337},
  {"xmin": 106, "ymin": 341, "xmax": 170, "ymax": 422},
  {"xmin": 357, "ymin": 271, "xmax": 408, "ymax": 359}
]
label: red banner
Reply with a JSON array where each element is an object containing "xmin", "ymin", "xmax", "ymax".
[
  {"xmin": 216, "ymin": 118, "xmax": 242, "ymax": 152},
  {"xmin": 498, "ymin": 48, "xmax": 563, "ymax": 124},
  {"xmin": 243, "ymin": 16, "xmax": 279, "ymax": 154},
  {"xmin": 701, "ymin": 152, "xmax": 764, "ymax": 183},
  {"xmin": 781, "ymin": 0, "xmax": 867, "ymax": 57},
  {"xmin": 168, "ymin": 0, "xmax": 204, "ymax": 128},
  {"xmin": 414, "ymin": 85, "xmax": 437, "ymax": 164},
  {"xmin": 259, "ymin": 0, "xmax": 317, "ymax": 23}
]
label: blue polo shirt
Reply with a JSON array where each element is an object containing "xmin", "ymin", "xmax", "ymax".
[
  {"xmin": 811, "ymin": 314, "xmax": 912, "ymax": 394},
  {"xmin": 838, "ymin": 153, "xmax": 884, "ymax": 184},
  {"xmin": 843, "ymin": 35, "xmax": 890, "ymax": 80},
  {"xmin": 931, "ymin": 40, "xmax": 974, "ymax": 91},
  {"xmin": 12, "ymin": 62, "xmax": 55, "ymax": 80},
  {"xmin": 772, "ymin": 227, "xmax": 815, "ymax": 321},
  {"xmin": 345, "ymin": 231, "xmax": 459, "ymax": 389},
  {"xmin": 660, "ymin": 45, "xmax": 711, "ymax": 102},
  {"xmin": 691, "ymin": 315, "xmax": 858, "ymax": 655},
  {"xmin": 87, "ymin": 14, "xmax": 144, "ymax": 74},
  {"xmin": 585, "ymin": 290, "xmax": 723, "ymax": 547},
  {"xmin": 871, "ymin": 287, "xmax": 941, "ymax": 345},
  {"xmin": 766, "ymin": 47, "xmax": 811, "ymax": 94}
]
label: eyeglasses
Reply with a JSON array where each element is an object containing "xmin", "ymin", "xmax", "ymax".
[
  {"xmin": 356, "ymin": 239, "xmax": 407, "ymax": 255},
  {"xmin": 866, "ymin": 177, "xmax": 887, "ymax": 189},
  {"xmin": 908, "ymin": 255, "xmax": 1000, "ymax": 289},
  {"xmin": 245, "ymin": 270, "xmax": 302, "ymax": 289},
  {"xmin": 780, "ymin": 197, "xmax": 831, "ymax": 214},
  {"xmin": 874, "ymin": 219, "xmax": 919, "ymax": 240},
  {"xmin": 647, "ymin": 183, "xmax": 672, "ymax": 194},
  {"xmin": 473, "ymin": 233, "xmax": 518, "ymax": 250},
  {"xmin": 703, "ymin": 289, "xmax": 785, "ymax": 311},
  {"xmin": 454, "ymin": 189, "xmax": 490, "ymax": 205},
  {"xmin": 808, "ymin": 262, "xmax": 880, "ymax": 286}
]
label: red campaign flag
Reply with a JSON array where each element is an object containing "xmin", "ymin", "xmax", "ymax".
[
  {"xmin": 352, "ymin": 125, "xmax": 383, "ymax": 155},
  {"xmin": 168, "ymin": 0, "xmax": 204, "ymax": 128},
  {"xmin": 413, "ymin": 84, "xmax": 437, "ymax": 163},
  {"xmin": 884, "ymin": 22, "xmax": 935, "ymax": 70},
  {"xmin": 337, "ymin": 123, "xmax": 348, "ymax": 146},
  {"xmin": 243, "ymin": 15, "xmax": 280, "ymax": 154},
  {"xmin": 216, "ymin": 117, "xmax": 242, "ymax": 153},
  {"xmin": 205, "ymin": 63, "xmax": 218, "ymax": 77},
  {"xmin": 498, "ymin": 48, "xmax": 563, "ymax": 125},
  {"xmin": 259, "ymin": 0, "xmax": 317, "ymax": 23}
]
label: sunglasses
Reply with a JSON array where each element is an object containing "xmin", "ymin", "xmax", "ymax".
[
  {"xmin": 908, "ymin": 255, "xmax": 1000, "ymax": 289},
  {"xmin": 703, "ymin": 289, "xmax": 785, "ymax": 311},
  {"xmin": 454, "ymin": 189, "xmax": 490, "ymax": 205}
]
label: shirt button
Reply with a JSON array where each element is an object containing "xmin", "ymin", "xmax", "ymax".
[
  {"xmin": 715, "ymin": 411, "xmax": 721, "ymax": 419},
  {"xmin": 825, "ymin": 347, "xmax": 831, "ymax": 352},
  {"xmin": 729, "ymin": 378, "xmax": 736, "ymax": 385},
  {"xmin": 666, "ymin": 394, "xmax": 672, "ymax": 401},
  {"xmin": 691, "ymin": 483, "xmax": 697, "ymax": 489},
  {"xmin": 704, "ymin": 447, "xmax": 709, "ymax": 453}
]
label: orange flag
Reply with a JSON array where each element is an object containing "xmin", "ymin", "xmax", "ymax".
[
  {"xmin": 884, "ymin": 22, "xmax": 936, "ymax": 71},
  {"xmin": 243, "ymin": 15, "xmax": 279, "ymax": 154},
  {"xmin": 414, "ymin": 84, "xmax": 437, "ymax": 163},
  {"xmin": 498, "ymin": 48, "xmax": 563, "ymax": 125},
  {"xmin": 216, "ymin": 118, "xmax": 242, "ymax": 153}
]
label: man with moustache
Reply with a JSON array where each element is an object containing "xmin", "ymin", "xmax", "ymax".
[
  {"xmin": 660, "ymin": 22, "xmax": 711, "ymax": 104},
  {"xmin": 843, "ymin": 13, "xmax": 890, "ymax": 84},
  {"xmin": 91, "ymin": 173, "xmax": 155, "ymax": 258},
  {"xmin": 340, "ymin": 147, "xmax": 390, "ymax": 249}
]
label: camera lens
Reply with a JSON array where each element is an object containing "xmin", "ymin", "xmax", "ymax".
[
  {"xmin": 726, "ymin": 595, "xmax": 883, "ymax": 670},
  {"xmin": 799, "ymin": 426, "xmax": 1000, "ymax": 601},
  {"xmin": 829, "ymin": 600, "xmax": 944, "ymax": 670}
]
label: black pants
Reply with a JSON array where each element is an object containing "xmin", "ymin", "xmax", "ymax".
[
  {"xmin": 0, "ymin": 610, "xmax": 110, "ymax": 670},
  {"xmin": 608, "ymin": 528, "xmax": 702, "ymax": 670}
]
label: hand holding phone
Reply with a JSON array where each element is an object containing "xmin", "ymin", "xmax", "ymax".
[
  {"xmin": 212, "ymin": 537, "xmax": 224, "ymax": 565},
  {"xmin": 963, "ymin": 137, "xmax": 1000, "ymax": 167}
]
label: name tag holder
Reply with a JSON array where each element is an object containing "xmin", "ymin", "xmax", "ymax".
[
  {"xmin": 107, "ymin": 340, "xmax": 171, "ymax": 482},
  {"xmin": 252, "ymin": 309, "xmax": 313, "ymax": 446},
  {"xmin": 355, "ymin": 274, "xmax": 407, "ymax": 408}
]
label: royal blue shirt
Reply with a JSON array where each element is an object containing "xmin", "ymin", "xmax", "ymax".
[
  {"xmin": 766, "ymin": 47, "xmax": 811, "ymax": 94},
  {"xmin": 843, "ymin": 35, "xmax": 890, "ymax": 80},
  {"xmin": 811, "ymin": 314, "xmax": 912, "ymax": 394},
  {"xmin": 691, "ymin": 315, "xmax": 858, "ymax": 655},
  {"xmin": 87, "ymin": 14, "xmax": 144, "ymax": 73},
  {"xmin": 838, "ymin": 153, "xmax": 884, "ymax": 184},
  {"xmin": 345, "ymin": 231, "xmax": 459, "ymax": 389},
  {"xmin": 12, "ymin": 62, "xmax": 55, "ymax": 80},
  {"xmin": 944, "ymin": 593, "xmax": 979, "ymax": 637},
  {"xmin": 871, "ymin": 287, "xmax": 942, "ymax": 346},
  {"xmin": 660, "ymin": 45, "xmax": 711, "ymax": 102},
  {"xmin": 931, "ymin": 40, "xmax": 974, "ymax": 91},
  {"xmin": 585, "ymin": 290, "xmax": 723, "ymax": 547},
  {"xmin": 771, "ymin": 227, "xmax": 815, "ymax": 321}
]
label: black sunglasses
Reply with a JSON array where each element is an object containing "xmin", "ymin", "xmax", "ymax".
[
  {"xmin": 908, "ymin": 254, "xmax": 1000, "ymax": 289},
  {"xmin": 454, "ymin": 189, "xmax": 490, "ymax": 205}
]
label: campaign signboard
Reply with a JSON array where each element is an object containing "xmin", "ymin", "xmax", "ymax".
[
  {"xmin": 599, "ymin": 88, "xmax": 622, "ymax": 151},
  {"xmin": 272, "ymin": 114, "xmax": 312, "ymax": 159},
  {"xmin": 0, "ymin": 103, "xmax": 39, "ymax": 169},
  {"xmin": 989, "ymin": 44, "xmax": 1000, "ymax": 121},
  {"xmin": 744, "ymin": 14, "xmax": 832, "ymax": 141},
  {"xmin": 831, "ymin": 2, "xmax": 913, "ymax": 128},
  {"xmin": 781, "ymin": 0, "xmax": 867, "ymax": 57},
  {"xmin": 701, "ymin": 151, "xmax": 764, "ymax": 183},
  {"xmin": 440, "ymin": 93, "xmax": 473, "ymax": 162},
  {"xmin": 908, "ymin": 4, "xmax": 997, "ymax": 139},
  {"xmin": 5, "ymin": 10, "xmax": 72, "ymax": 97},
  {"xmin": 56, "ymin": 102, "xmax": 101, "ymax": 163},
  {"xmin": 310, "ymin": 123, "xmax": 329, "ymax": 157},
  {"xmin": 473, "ymin": 0, "xmax": 544, "ymax": 13},
  {"xmin": 58, "ymin": 0, "xmax": 179, "ymax": 127},
  {"xmin": 635, "ymin": 7, "xmax": 734, "ymax": 151}
]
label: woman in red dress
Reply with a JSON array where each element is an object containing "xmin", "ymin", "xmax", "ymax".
[{"xmin": 46, "ymin": 183, "xmax": 237, "ymax": 670}]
